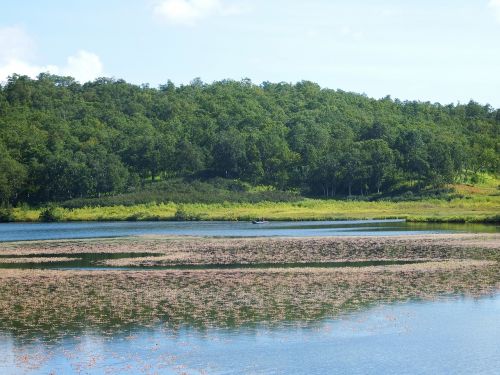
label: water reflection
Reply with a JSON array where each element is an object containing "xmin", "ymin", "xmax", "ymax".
[
  {"xmin": 1, "ymin": 262, "xmax": 498, "ymax": 340},
  {"xmin": 0, "ymin": 251, "xmax": 427, "ymax": 270},
  {"xmin": 1, "ymin": 294, "xmax": 498, "ymax": 374}
]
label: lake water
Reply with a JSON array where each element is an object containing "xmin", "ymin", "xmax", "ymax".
[
  {"xmin": 1, "ymin": 294, "xmax": 498, "ymax": 374},
  {"xmin": 0, "ymin": 219, "xmax": 498, "ymax": 241},
  {"xmin": 1, "ymin": 219, "xmax": 498, "ymax": 374}
]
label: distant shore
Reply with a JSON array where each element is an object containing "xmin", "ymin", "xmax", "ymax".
[{"xmin": 5, "ymin": 197, "xmax": 500, "ymax": 223}]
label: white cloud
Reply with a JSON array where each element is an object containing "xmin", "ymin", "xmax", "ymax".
[
  {"xmin": 58, "ymin": 50, "xmax": 103, "ymax": 83},
  {"xmin": 0, "ymin": 59, "xmax": 57, "ymax": 83},
  {"xmin": 0, "ymin": 26, "xmax": 103, "ymax": 83},
  {"xmin": 153, "ymin": 0, "xmax": 244, "ymax": 26},
  {"xmin": 489, "ymin": 0, "xmax": 500, "ymax": 22}
]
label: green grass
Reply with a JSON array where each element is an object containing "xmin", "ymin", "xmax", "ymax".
[
  {"xmin": 7, "ymin": 174, "xmax": 500, "ymax": 223},
  {"xmin": 449, "ymin": 173, "xmax": 500, "ymax": 197},
  {"xmin": 60, "ymin": 178, "xmax": 300, "ymax": 208},
  {"xmin": 11, "ymin": 195, "xmax": 500, "ymax": 223}
]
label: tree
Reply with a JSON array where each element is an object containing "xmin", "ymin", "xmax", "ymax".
[
  {"xmin": 0, "ymin": 144, "xmax": 27, "ymax": 204},
  {"xmin": 364, "ymin": 139, "xmax": 394, "ymax": 193},
  {"xmin": 173, "ymin": 139, "xmax": 205, "ymax": 175},
  {"xmin": 0, "ymin": 74, "xmax": 498, "ymax": 204},
  {"xmin": 212, "ymin": 129, "xmax": 247, "ymax": 178},
  {"xmin": 396, "ymin": 129, "xmax": 429, "ymax": 187}
]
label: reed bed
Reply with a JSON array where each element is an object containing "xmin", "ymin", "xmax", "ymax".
[
  {"xmin": 104, "ymin": 234, "xmax": 500, "ymax": 267},
  {"xmin": 0, "ymin": 261, "xmax": 498, "ymax": 339},
  {"xmin": 1, "ymin": 234, "xmax": 498, "ymax": 264},
  {"xmin": 0, "ymin": 233, "xmax": 498, "ymax": 340}
]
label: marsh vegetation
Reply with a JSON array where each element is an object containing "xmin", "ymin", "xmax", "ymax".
[
  {"xmin": 5, "ymin": 194, "xmax": 500, "ymax": 223},
  {"xmin": 0, "ymin": 233, "xmax": 498, "ymax": 337}
]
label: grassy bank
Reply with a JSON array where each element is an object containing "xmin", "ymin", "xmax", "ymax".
[{"xmin": 8, "ymin": 195, "xmax": 500, "ymax": 223}]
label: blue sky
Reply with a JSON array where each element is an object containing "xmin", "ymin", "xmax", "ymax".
[{"xmin": 1, "ymin": 0, "xmax": 500, "ymax": 106}]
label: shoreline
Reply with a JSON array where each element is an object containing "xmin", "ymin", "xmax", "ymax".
[
  {"xmin": 3, "ymin": 198, "xmax": 499, "ymax": 223},
  {"xmin": 4, "ymin": 215, "xmax": 499, "ymax": 224}
]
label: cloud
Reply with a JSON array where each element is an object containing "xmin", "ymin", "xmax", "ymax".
[
  {"xmin": 0, "ymin": 26, "xmax": 103, "ymax": 83},
  {"xmin": 153, "ymin": 0, "xmax": 244, "ymax": 26},
  {"xmin": 490, "ymin": 0, "xmax": 500, "ymax": 22},
  {"xmin": 58, "ymin": 50, "xmax": 103, "ymax": 83}
]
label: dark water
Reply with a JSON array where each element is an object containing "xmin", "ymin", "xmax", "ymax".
[
  {"xmin": 0, "ymin": 251, "xmax": 426, "ymax": 271},
  {"xmin": 1, "ymin": 294, "xmax": 498, "ymax": 374},
  {"xmin": 0, "ymin": 219, "xmax": 498, "ymax": 241},
  {"xmin": 0, "ymin": 252, "xmax": 159, "ymax": 270}
]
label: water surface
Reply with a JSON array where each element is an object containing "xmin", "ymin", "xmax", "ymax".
[
  {"xmin": 0, "ymin": 251, "xmax": 426, "ymax": 271},
  {"xmin": 0, "ymin": 219, "xmax": 498, "ymax": 242},
  {"xmin": 1, "ymin": 294, "xmax": 498, "ymax": 374}
]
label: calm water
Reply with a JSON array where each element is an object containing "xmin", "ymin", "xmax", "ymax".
[
  {"xmin": 0, "ymin": 219, "xmax": 498, "ymax": 241},
  {"xmin": 1, "ymin": 294, "xmax": 498, "ymax": 374},
  {"xmin": 1, "ymin": 220, "xmax": 498, "ymax": 374},
  {"xmin": 0, "ymin": 251, "xmax": 426, "ymax": 270}
]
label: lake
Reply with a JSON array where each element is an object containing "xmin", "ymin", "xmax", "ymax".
[
  {"xmin": 0, "ymin": 220, "xmax": 498, "ymax": 374},
  {"xmin": 0, "ymin": 219, "xmax": 498, "ymax": 241},
  {"xmin": 0, "ymin": 294, "xmax": 498, "ymax": 374}
]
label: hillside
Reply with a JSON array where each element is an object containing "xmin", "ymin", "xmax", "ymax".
[{"xmin": 0, "ymin": 74, "xmax": 499, "ymax": 207}]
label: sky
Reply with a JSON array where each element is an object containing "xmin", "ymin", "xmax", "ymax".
[{"xmin": 1, "ymin": 0, "xmax": 500, "ymax": 107}]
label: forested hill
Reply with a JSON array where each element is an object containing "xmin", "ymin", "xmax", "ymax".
[{"xmin": 0, "ymin": 74, "xmax": 499, "ymax": 205}]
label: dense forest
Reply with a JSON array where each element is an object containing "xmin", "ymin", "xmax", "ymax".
[{"xmin": 0, "ymin": 74, "xmax": 498, "ymax": 206}]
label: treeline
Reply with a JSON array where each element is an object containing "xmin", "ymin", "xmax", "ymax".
[{"xmin": 0, "ymin": 74, "xmax": 498, "ymax": 205}]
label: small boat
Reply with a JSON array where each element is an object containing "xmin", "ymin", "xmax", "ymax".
[{"xmin": 252, "ymin": 219, "xmax": 269, "ymax": 224}]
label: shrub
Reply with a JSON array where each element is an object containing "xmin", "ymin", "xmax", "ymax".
[
  {"xmin": 0, "ymin": 206, "xmax": 14, "ymax": 222},
  {"xmin": 39, "ymin": 205, "xmax": 63, "ymax": 222},
  {"xmin": 61, "ymin": 178, "xmax": 301, "ymax": 208},
  {"xmin": 174, "ymin": 205, "xmax": 200, "ymax": 221}
]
